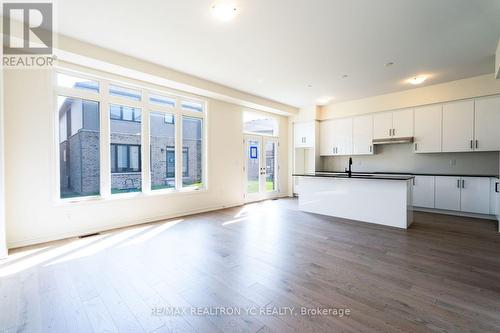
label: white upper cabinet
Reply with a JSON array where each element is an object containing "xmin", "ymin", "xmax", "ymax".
[
  {"xmin": 373, "ymin": 112, "xmax": 393, "ymax": 139},
  {"xmin": 373, "ymin": 109, "xmax": 413, "ymax": 139},
  {"xmin": 319, "ymin": 120, "xmax": 335, "ymax": 156},
  {"xmin": 392, "ymin": 108, "xmax": 414, "ymax": 138},
  {"xmin": 414, "ymin": 104, "xmax": 442, "ymax": 153},
  {"xmin": 334, "ymin": 118, "xmax": 353, "ymax": 155},
  {"xmin": 319, "ymin": 118, "xmax": 352, "ymax": 156},
  {"xmin": 352, "ymin": 114, "xmax": 373, "ymax": 155},
  {"xmin": 442, "ymin": 100, "xmax": 474, "ymax": 152},
  {"xmin": 294, "ymin": 121, "xmax": 315, "ymax": 148},
  {"xmin": 460, "ymin": 177, "xmax": 490, "ymax": 214},
  {"xmin": 474, "ymin": 95, "xmax": 500, "ymax": 151},
  {"xmin": 412, "ymin": 176, "xmax": 435, "ymax": 208}
]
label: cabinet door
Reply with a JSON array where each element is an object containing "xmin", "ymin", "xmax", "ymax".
[
  {"xmin": 442, "ymin": 100, "xmax": 474, "ymax": 152},
  {"xmin": 334, "ymin": 118, "xmax": 353, "ymax": 155},
  {"xmin": 392, "ymin": 108, "xmax": 413, "ymax": 138},
  {"xmin": 460, "ymin": 177, "xmax": 490, "ymax": 214},
  {"xmin": 414, "ymin": 104, "xmax": 442, "ymax": 153},
  {"xmin": 490, "ymin": 178, "xmax": 499, "ymax": 215},
  {"xmin": 373, "ymin": 112, "xmax": 393, "ymax": 139},
  {"xmin": 294, "ymin": 121, "xmax": 315, "ymax": 148},
  {"xmin": 435, "ymin": 176, "xmax": 461, "ymax": 211},
  {"xmin": 412, "ymin": 176, "xmax": 435, "ymax": 208},
  {"xmin": 352, "ymin": 114, "xmax": 373, "ymax": 155},
  {"xmin": 319, "ymin": 120, "xmax": 335, "ymax": 156},
  {"xmin": 474, "ymin": 95, "xmax": 500, "ymax": 151},
  {"xmin": 293, "ymin": 122, "xmax": 305, "ymax": 147}
]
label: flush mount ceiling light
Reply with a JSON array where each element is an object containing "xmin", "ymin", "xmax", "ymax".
[
  {"xmin": 384, "ymin": 62, "xmax": 394, "ymax": 67},
  {"xmin": 317, "ymin": 96, "xmax": 334, "ymax": 105},
  {"xmin": 407, "ymin": 75, "xmax": 428, "ymax": 85},
  {"xmin": 211, "ymin": 2, "xmax": 238, "ymax": 21}
]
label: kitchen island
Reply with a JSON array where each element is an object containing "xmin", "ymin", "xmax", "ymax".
[{"xmin": 293, "ymin": 173, "xmax": 414, "ymax": 229}]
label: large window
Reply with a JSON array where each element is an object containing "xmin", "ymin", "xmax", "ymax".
[
  {"xmin": 110, "ymin": 105, "xmax": 142, "ymax": 194},
  {"xmin": 56, "ymin": 70, "xmax": 206, "ymax": 200},
  {"xmin": 58, "ymin": 96, "xmax": 100, "ymax": 199},
  {"xmin": 182, "ymin": 116, "xmax": 203, "ymax": 188}
]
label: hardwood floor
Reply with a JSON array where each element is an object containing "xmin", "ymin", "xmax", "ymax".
[{"xmin": 1, "ymin": 198, "xmax": 500, "ymax": 333}]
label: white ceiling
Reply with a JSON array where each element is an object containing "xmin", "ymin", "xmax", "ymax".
[{"xmin": 54, "ymin": 0, "xmax": 500, "ymax": 108}]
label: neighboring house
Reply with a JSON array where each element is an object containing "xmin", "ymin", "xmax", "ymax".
[{"xmin": 59, "ymin": 94, "xmax": 202, "ymax": 198}]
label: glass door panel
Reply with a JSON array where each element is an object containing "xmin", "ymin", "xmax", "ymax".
[
  {"xmin": 265, "ymin": 141, "xmax": 276, "ymax": 192},
  {"xmin": 244, "ymin": 135, "xmax": 278, "ymax": 202},
  {"xmin": 246, "ymin": 138, "xmax": 261, "ymax": 194}
]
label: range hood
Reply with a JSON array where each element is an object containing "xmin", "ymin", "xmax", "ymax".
[{"xmin": 372, "ymin": 137, "xmax": 414, "ymax": 145}]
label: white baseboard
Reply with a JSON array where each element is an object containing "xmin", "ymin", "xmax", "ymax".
[
  {"xmin": 7, "ymin": 200, "xmax": 245, "ymax": 249},
  {"xmin": 413, "ymin": 207, "xmax": 497, "ymax": 221}
]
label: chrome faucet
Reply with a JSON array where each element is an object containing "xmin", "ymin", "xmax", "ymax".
[{"xmin": 345, "ymin": 157, "xmax": 352, "ymax": 177}]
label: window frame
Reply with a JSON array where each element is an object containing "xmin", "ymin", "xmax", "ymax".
[{"xmin": 54, "ymin": 67, "xmax": 208, "ymax": 203}]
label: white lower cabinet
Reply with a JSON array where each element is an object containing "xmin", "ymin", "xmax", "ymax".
[
  {"xmin": 412, "ymin": 176, "xmax": 435, "ymax": 208},
  {"xmin": 435, "ymin": 176, "xmax": 461, "ymax": 211},
  {"xmin": 460, "ymin": 177, "xmax": 490, "ymax": 214},
  {"xmin": 491, "ymin": 178, "xmax": 499, "ymax": 216},
  {"xmin": 434, "ymin": 176, "xmax": 491, "ymax": 214}
]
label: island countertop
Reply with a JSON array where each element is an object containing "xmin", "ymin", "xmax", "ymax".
[{"xmin": 292, "ymin": 172, "xmax": 414, "ymax": 181}]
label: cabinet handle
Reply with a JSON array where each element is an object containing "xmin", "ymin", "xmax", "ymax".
[
  {"xmin": 475, "ymin": 140, "xmax": 478, "ymax": 149},
  {"xmin": 457, "ymin": 179, "xmax": 460, "ymax": 188},
  {"xmin": 470, "ymin": 140, "xmax": 473, "ymax": 149},
  {"xmin": 414, "ymin": 143, "xmax": 418, "ymax": 151},
  {"xmin": 461, "ymin": 179, "xmax": 465, "ymax": 188},
  {"xmin": 388, "ymin": 129, "xmax": 391, "ymax": 137},
  {"xmin": 496, "ymin": 182, "xmax": 499, "ymax": 193},
  {"xmin": 369, "ymin": 145, "xmax": 372, "ymax": 153},
  {"xmin": 413, "ymin": 178, "xmax": 415, "ymax": 186},
  {"xmin": 393, "ymin": 128, "xmax": 396, "ymax": 136}
]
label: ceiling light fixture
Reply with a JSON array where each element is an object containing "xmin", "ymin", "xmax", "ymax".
[
  {"xmin": 384, "ymin": 62, "xmax": 394, "ymax": 67},
  {"xmin": 211, "ymin": 2, "xmax": 238, "ymax": 21},
  {"xmin": 407, "ymin": 75, "xmax": 428, "ymax": 85},
  {"xmin": 317, "ymin": 96, "xmax": 334, "ymax": 105},
  {"xmin": 341, "ymin": 74, "xmax": 349, "ymax": 79}
]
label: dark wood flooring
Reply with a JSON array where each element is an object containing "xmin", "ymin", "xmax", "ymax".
[{"xmin": 1, "ymin": 198, "xmax": 500, "ymax": 332}]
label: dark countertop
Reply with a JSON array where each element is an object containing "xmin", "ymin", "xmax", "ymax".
[
  {"xmin": 292, "ymin": 173, "xmax": 414, "ymax": 181},
  {"xmin": 315, "ymin": 171, "xmax": 500, "ymax": 179}
]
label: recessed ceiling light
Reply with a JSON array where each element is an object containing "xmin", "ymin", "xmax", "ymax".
[
  {"xmin": 384, "ymin": 62, "xmax": 394, "ymax": 67},
  {"xmin": 407, "ymin": 75, "xmax": 428, "ymax": 85},
  {"xmin": 307, "ymin": 84, "xmax": 313, "ymax": 88},
  {"xmin": 341, "ymin": 74, "xmax": 349, "ymax": 79},
  {"xmin": 211, "ymin": 2, "xmax": 238, "ymax": 21},
  {"xmin": 317, "ymin": 96, "xmax": 334, "ymax": 105}
]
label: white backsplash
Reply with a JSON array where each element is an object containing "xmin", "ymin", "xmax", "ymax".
[{"xmin": 321, "ymin": 143, "xmax": 499, "ymax": 175}]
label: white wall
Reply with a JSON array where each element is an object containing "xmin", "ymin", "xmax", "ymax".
[
  {"xmin": 3, "ymin": 66, "xmax": 289, "ymax": 248},
  {"xmin": 322, "ymin": 73, "xmax": 500, "ymax": 120}
]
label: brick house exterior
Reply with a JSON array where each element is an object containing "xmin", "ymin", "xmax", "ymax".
[{"xmin": 59, "ymin": 98, "xmax": 202, "ymax": 198}]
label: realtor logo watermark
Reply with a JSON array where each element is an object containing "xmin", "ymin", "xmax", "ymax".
[{"xmin": 2, "ymin": 2, "xmax": 56, "ymax": 68}]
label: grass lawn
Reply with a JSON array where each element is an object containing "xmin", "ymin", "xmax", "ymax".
[{"xmin": 247, "ymin": 180, "xmax": 275, "ymax": 193}]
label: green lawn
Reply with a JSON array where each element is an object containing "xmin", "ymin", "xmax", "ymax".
[{"xmin": 247, "ymin": 180, "xmax": 275, "ymax": 193}]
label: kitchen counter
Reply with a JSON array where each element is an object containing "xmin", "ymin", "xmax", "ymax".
[
  {"xmin": 293, "ymin": 172, "xmax": 414, "ymax": 181},
  {"xmin": 294, "ymin": 174, "xmax": 413, "ymax": 229},
  {"xmin": 315, "ymin": 171, "xmax": 499, "ymax": 178}
]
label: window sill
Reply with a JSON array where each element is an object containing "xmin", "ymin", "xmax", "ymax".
[{"xmin": 55, "ymin": 186, "xmax": 208, "ymax": 206}]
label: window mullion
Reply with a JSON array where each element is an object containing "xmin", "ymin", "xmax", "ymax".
[
  {"xmin": 100, "ymin": 80, "xmax": 111, "ymax": 198},
  {"xmin": 141, "ymin": 90, "xmax": 151, "ymax": 193}
]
